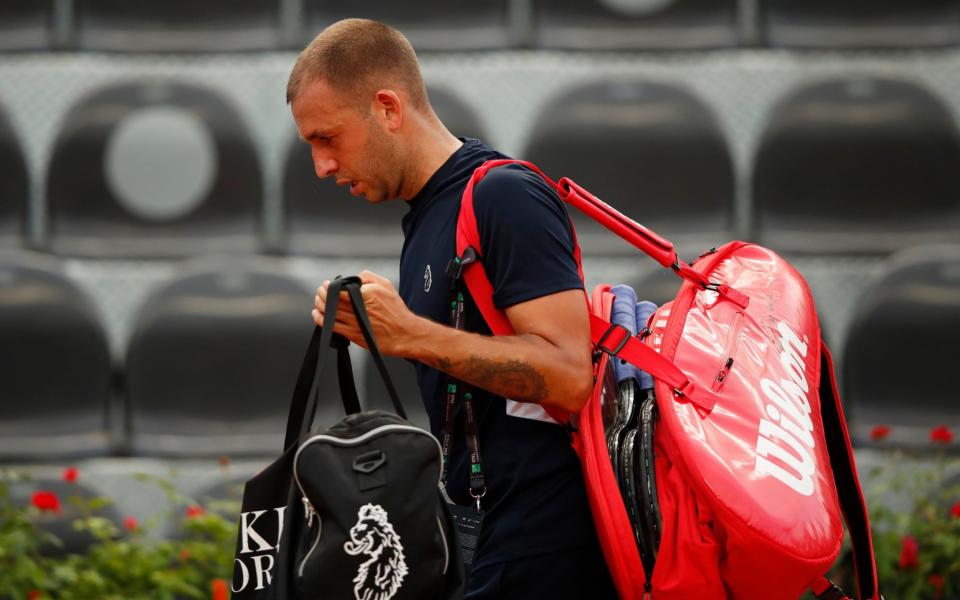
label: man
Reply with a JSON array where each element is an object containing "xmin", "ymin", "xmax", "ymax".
[{"xmin": 288, "ymin": 18, "xmax": 616, "ymax": 599}]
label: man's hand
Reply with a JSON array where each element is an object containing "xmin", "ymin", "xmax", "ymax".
[
  {"xmin": 313, "ymin": 271, "xmax": 593, "ymax": 412},
  {"xmin": 313, "ymin": 270, "xmax": 423, "ymax": 356}
]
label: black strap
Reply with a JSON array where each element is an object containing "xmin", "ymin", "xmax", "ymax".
[
  {"xmin": 283, "ymin": 276, "xmax": 407, "ymax": 449},
  {"xmin": 819, "ymin": 342, "xmax": 880, "ymax": 600},
  {"xmin": 299, "ymin": 334, "xmax": 361, "ymax": 431},
  {"xmin": 441, "ymin": 282, "xmax": 487, "ymax": 508},
  {"xmin": 343, "ymin": 282, "xmax": 406, "ymax": 420},
  {"xmin": 284, "ymin": 324, "xmax": 322, "ymax": 449}
]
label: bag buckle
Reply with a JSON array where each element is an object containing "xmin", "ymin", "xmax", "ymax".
[
  {"xmin": 446, "ymin": 247, "xmax": 478, "ymax": 281},
  {"xmin": 596, "ymin": 323, "xmax": 632, "ymax": 356}
]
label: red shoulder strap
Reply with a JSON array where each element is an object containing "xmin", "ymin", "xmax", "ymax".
[
  {"xmin": 456, "ymin": 159, "xmax": 719, "ymax": 417},
  {"xmin": 456, "ymin": 160, "xmax": 580, "ymax": 424}
]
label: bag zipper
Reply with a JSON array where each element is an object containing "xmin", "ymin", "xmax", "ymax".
[
  {"xmin": 712, "ymin": 311, "xmax": 745, "ymax": 392},
  {"xmin": 656, "ymin": 242, "xmax": 750, "ymax": 382},
  {"xmin": 292, "ymin": 424, "xmax": 445, "ymax": 579},
  {"xmin": 297, "ymin": 497, "xmax": 322, "ymax": 578},
  {"xmin": 436, "ymin": 515, "xmax": 450, "ymax": 575}
]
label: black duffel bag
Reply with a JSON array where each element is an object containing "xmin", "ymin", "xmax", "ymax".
[{"xmin": 231, "ymin": 275, "xmax": 464, "ymax": 600}]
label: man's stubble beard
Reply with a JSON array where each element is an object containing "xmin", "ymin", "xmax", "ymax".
[{"xmin": 362, "ymin": 118, "xmax": 405, "ymax": 203}]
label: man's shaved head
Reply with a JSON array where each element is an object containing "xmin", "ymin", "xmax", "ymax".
[{"xmin": 286, "ymin": 18, "xmax": 428, "ymax": 110}]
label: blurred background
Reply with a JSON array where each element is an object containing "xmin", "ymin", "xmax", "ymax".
[{"xmin": 0, "ymin": 0, "xmax": 959, "ymax": 596}]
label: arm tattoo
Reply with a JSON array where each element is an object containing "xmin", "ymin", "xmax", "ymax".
[{"xmin": 460, "ymin": 355, "xmax": 549, "ymax": 403}]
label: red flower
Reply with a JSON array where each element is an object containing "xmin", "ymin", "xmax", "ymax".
[
  {"xmin": 62, "ymin": 466, "xmax": 78, "ymax": 484},
  {"xmin": 179, "ymin": 548, "xmax": 192, "ymax": 562},
  {"xmin": 898, "ymin": 535, "xmax": 919, "ymax": 569},
  {"xmin": 869, "ymin": 425, "xmax": 891, "ymax": 441},
  {"xmin": 185, "ymin": 505, "xmax": 205, "ymax": 519},
  {"xmin": 124, "ymin": 516, "xmax": 139, "ymax": 532},
  {"xmin": 951, "ymin": 499, "xmax": 960, "ymax": 519},
  {"xmin": 929, "ymin": 574, "xmax": 945, "ymax": 599},
  {"xmin": 930, "ymin": 426, "xmax": 954, "ymax": 445},
  {"xmin": 211, "ymin": 578, "xmax": 229, "ymax": 600},
  {"xmin": 31, "ymin": 491, "xmax": 61, "ymax": 513},
  {"xmin": 28, "ymin": 590, "xmax": 42, "ymax": 600}
]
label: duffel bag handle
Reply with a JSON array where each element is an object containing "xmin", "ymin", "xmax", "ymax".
[{"xmin": 283, "ymin": 276, "xmax": 407, "ymax": 449}]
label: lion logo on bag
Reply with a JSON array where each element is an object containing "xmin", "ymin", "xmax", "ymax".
[{"xmin": 343, "ymin": 503, "xmax": 408, "ymax": 600}]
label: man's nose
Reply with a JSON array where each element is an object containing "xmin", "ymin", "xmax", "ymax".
[{"xmin": 312, "ymin": 150, "xmax": 338, "ymax": 179}]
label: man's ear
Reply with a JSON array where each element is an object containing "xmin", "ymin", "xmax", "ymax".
[{"xmin": 374, "ymin": 89, "xmax": 403, "ymax": 132}]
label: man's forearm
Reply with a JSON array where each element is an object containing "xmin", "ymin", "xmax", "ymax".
[{"xmin": 402, "ymin": 317, "xmax": 592, "ymax": 411}]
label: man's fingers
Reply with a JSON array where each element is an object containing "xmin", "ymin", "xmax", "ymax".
[{"xmin": 359, "ymin": 270, "xmax": 393, "ymax": 288}]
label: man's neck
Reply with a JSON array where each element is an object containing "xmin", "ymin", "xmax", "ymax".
[{"xmin": 400, "ymin": 123, "xmax": 464, "ymax": 201}]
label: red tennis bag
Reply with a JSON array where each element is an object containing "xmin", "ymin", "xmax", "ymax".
[{"xmin": 455, "ymin": 160, "xmax": 882, "ymax": 600}]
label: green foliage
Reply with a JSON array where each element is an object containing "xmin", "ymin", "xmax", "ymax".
[
  {"xmin": 0, "ymin": 468, "xmax": 239, "ymax": 600},
  {"xmin": 809, "ymin": 443, "xmax": 960, "ymax": 600},
  {"xmin": 862, "ymin": 448, "xmax": 960, "ymax": 599}
]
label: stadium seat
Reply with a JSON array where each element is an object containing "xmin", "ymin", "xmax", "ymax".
[
  {"xmin": 752, "ymin": 76, "xmax": 960, "ymax": 254},
  {"xmin": 842, "ymin": 246, "xmax": 960, "ymax": 449},
  {"xmin": 0, "ymin": 105, "xmax": 28, "ymax": 247},
  {"xmin": 363, "ymin": 355, "xmax": 430, "ymax": 431},
  {"xmin": 0, "ymin": 252, "xmax": 112, "ymax": 461},
  {"xmin": 0, "ymin": 0, "xmax": 54, "ymax": 51},
  {"xmin": 124, "ymin": 258, "xmax": 318, "ymax": 456},
  {"xmin": 283, "ymin": 86, "xmax": 488, "ymax": 256},
  {"xmin": 46, "ymin": 81, "xmax": 263, "ymax": 258},
  {"xmin": 533, "ymin": 0, "xmax": 739, "ymax": 49},
  {"xmin": 761, "ymin": 0, "xmax": 960, "ymax": 48},
  {"xmin": 73, "ymin": 0, "xmax": 282, "ymax": 52},
  {"xmin": 302, "ymin": 1, "xmax": 511, "ymax": 50},
  {"xmin": 124, "ymin": 258, "xmax": 320, "ymax": 457},
  {"xmin": 523, "ymin": 78, "xmax": 735, "ymax": 255}
]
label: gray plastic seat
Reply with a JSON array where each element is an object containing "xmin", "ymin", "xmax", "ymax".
[
  {"xmin": 0, "ymin": 0, "xmax": 54, "ymax": 51},
  {"xmin": 124, "ymin": 259, "xmax": 318, "ymax": 457},
  {"xmin": 73, "ymin": 0, "xmax": 282, "ymax": 52},
  {"xmin": 752, "ymin": 77, "xmax": 960, "ymax": 255},
  {"xmin": 283, "ymin": 86, "xmax": 488, "ymax": 256},
  {"xmin": 762, "ymin": 0, "xmax": 960, "ymax": 48},
  {"xmin": 302, "ymin": 1, "xmax": 511, "ymax": 50},
  {"xmin": 47, "ymin": 81, "xmax": 263, "ymax": 258},
  {"xmin": 842, "ymin": 246, "xmax": 960, "ymax": 449},
  {"xmin": 524, "ymin": 79, "xmax": 735, "ymax": 255},
  {"xmin": 0, "ymin": 252, "xmax": 112, "ymax": 461},
  {"xmin": 0, "ymin": 105, "xmax": 28, "ymax": 247},
  {"xmin": 363, "ymin": 355, "xmax": 430, "ymax": 432},
  {"xmin": 533, "ymin": 0, "xmax": 738, "ymax": 49}
]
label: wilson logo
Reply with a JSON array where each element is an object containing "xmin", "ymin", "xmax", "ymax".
[{"xmin": 753, "ymin": 322, "xmax": 817, "ymax": 496}]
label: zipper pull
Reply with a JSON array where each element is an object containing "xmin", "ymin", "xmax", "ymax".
[
  {"xmin": 302, "ymin": 496, "xmax": 316, "ymax": 528},
  {"xmin": 716, "ymin": 357, "xmax": 734, "ymax": 384}
]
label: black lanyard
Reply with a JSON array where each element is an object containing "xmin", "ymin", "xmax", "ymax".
[{"xmin": 440, "ymin": 284, "xmax": 487, "ymax": 511}]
